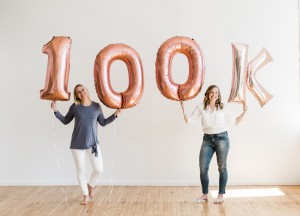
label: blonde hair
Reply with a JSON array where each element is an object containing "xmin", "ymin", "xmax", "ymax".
[
  {"xmin": 73, "ymin": 84, "xmax": 91, "ymax": 105},
  {"xmin": 203, "ymin": 85, "xmax": 224, "ymax": 110}
]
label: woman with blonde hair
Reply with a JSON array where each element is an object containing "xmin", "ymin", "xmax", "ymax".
[
  {"xmin": 51, "ymin": 84, "xmax": 121, "ymax": 205},
  {"xmin": 180, "ymin": 85, "xmax": 247, "ymax": 204}
]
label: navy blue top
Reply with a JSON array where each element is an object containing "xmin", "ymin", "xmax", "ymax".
[{"xmin": 54, "ymin": 101, "xmax": 116, "ymax": 156}]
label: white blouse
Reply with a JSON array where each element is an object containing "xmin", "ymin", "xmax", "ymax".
[{"xmin": 186, "ymin": 103, "xmax": 236, "ymax": 134}]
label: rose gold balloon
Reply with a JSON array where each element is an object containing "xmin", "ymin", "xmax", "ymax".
[
  {"xmin": 155, "ymin": 36, "xmax": 205, "ymax": 101},
  {"xmin": 94, "ymin": 44, "xmax": 144, "ymax": 109},
  {"xmin": 40, "ymin": 36, "xmax": 72, "ymax": 101},
  {"xmin": 228, "ymin": 43, "xmax": 248, "ymax": 104},
  {"xmin": 247, "ymin": 48, "xmax": 273, "ymax": 107}
]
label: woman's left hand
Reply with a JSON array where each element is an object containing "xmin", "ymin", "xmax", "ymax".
[
  {"xmin": 114, "ymin": 109, "xmax": 122, "ymax": 117},
  {"xmin": 243, "ymin": 103, "xmax": 248, "ymax": 113}
]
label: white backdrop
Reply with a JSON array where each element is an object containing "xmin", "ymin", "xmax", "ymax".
[{"xmin": 0, "ymin": 0, "xmax": 299, "ymax": 186}]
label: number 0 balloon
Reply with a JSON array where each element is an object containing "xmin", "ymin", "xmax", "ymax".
[
  {"xmin": 247, "ymin": 48, "xmax": 273, "ymax": 107},
  {"xmin": 155, "ymin": 36, "xmax": 205, "ymax": 101},
  {"xmin": 40, "ymin": 36, "xmax": 72, "ymax": 101},
  {"xmin": 94, "ymin": 44, "xmax": 144, "ymax": 109}
]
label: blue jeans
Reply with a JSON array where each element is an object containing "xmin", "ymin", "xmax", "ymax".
[{"xmin": 199, "ymin": 131, "xmax": 230, "ymax": 194}]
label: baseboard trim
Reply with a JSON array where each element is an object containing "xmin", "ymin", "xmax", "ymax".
[{"xmin": 0, "ymin": 179, "xmax": 299, "ymax": 186}]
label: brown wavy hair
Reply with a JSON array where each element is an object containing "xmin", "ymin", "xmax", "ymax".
[{"xmin": 203, "ymin": 85, "xmax": 224, "ymax": 110}]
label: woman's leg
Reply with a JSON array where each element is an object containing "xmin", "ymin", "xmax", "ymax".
[
  {"xmin": 215, "ymin": 133, "xmax": 230, "ymax": 197},
  {"xmin": 199, "ymin": 137, "xmax": 215, "ymax": 195},
  {"xmin": 71, "ymin": 149, "xmax": 89, "ymax": 196},
  {"xmin": 86, "ymin": 145, "xmax": 103, "ymax": 198}
]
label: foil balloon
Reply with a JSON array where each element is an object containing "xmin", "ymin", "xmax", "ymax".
[
  {"xmin": 247, "ymin": 48, "xmax": 273, "ymax": 107},
  {"xmin": 228, "ymin": 43, "xmax": 248, "ymax": 104},
  {"xmin": 94, "ymin": 44, "xmax": 144, "ymax": 109},
  {"xmin": 155, "ymin": 36, "xmax": 205, "ymax": 101},
  {"xmin": 40, "ymin": 36, "xmax": 72, "ymax": 101}
]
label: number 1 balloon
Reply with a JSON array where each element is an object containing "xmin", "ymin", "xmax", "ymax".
[{"xmin": 40, "ymin": 36, "xmax": 72, "ymax": 101}]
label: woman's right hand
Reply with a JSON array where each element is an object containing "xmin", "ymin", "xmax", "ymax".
[
  {"xmin": 180, "ymin": 100, "xmax": 184, "ymax": 107},
  {"xmin": 179, "ymin": 100, "xmax": 189, "ymax": 123},
  {"xmin": 51, "ymin": 101, "xmax": 58, "ymax": 112},
  {"xmin": 114, "ymin": 109, "xmax": 122, "ymax": 117},
  {"xmin": 243, "ymin": 102, "xmax": 248, "ymax": 113}
]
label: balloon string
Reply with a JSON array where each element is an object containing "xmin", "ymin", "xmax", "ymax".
[
  {"xmin": 105, "ymin": 121, "xmax": 116, "ymax": 216},
  {"xmin": 298, "ymin": 0, "xmax": 300, "ymax": 78},
  {"xmin": 52, "ymin": 115, "xmax": 69, "ymax": 208},
  {"xmin": 298, "ymin": 0, "xmax": 300, "ymax": 19}
]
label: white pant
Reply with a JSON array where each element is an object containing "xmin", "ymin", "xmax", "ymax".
[{"xmin": 71, "ymin": 145, "xmax": 103, "ymax": 195}]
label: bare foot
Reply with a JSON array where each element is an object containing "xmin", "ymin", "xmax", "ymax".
[
  {"xmin": 214, "ymin": 194, "xmax": 224, "ymax": 204},
  {"xmin": 80, "ymin": 195, "xmax": 89, "ymax": 205},
  {"xmin": 87, "ymin": 184, "xmax": 94, "ymax": 199},
  {"xmin": 194, "ymin": 194, "xmax": 208, "ymax": 203}
]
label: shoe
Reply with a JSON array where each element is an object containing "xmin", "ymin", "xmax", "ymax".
[
  {"xmin": 214, "ymin": 197, "xmax": 224, "ymax": 204},
  {"xmin": 194, "ymin": 197, "xmax": 208, "ymax": 203}
]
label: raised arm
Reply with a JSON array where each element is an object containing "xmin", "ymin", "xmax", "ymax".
[
  {"xmin": 97, "ymin": 108, "xmax": 121, "ymax": 127},
  {"xmin": 180, "ymin": 101, "xmax": 201, "ymax": 124},
  {"xmin": 51, "ymin": 101, "xmax": 75, "ymax": 125}
]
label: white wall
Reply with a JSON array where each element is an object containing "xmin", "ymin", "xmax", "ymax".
[{"xmin": 0, "ymin": 0, "xmax": 299, "ymax": 186}]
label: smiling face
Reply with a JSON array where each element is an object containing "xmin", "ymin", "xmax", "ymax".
[
  {"xmin": 75, "ymin": 86, "xmax": 88, "ymax": 101},
  {"xmin": 203, "ymin": 85, "xmax": 223, "ymax": 109},
  {"xmin": 73, "ymin": 84, "xmax": 91, "ymax": 104},
  {"xmin": 208, "ymin": 87, "xmax": 219, "ymax": 103}
]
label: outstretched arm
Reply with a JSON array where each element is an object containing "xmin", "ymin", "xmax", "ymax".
[
  {"xmin": 50, "ymin": 101, "xmax": 74, "ymax": 125},
  {"xmin": 97, "ymin": 109, "xmax": 122, "ymax": 126}
]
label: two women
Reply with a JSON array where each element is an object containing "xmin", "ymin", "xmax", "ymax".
[{"xmin": 51, "ymin": 84, "xmax": 246, "ymax": 205}]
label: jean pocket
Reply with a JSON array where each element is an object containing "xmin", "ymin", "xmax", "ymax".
[{"xmin": 217, "ymin": 133, "xmax": 228, "ymax": 140}]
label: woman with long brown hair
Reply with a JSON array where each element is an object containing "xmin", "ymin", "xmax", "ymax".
[{"xmin": 180, "ymin": 85, "xmax": 247, "ymax": 204}]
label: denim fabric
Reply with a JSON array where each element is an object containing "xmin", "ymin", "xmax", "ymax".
[{"xmin": 199, "ymin": 131, "xmax": 230, "ymax": 194}]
